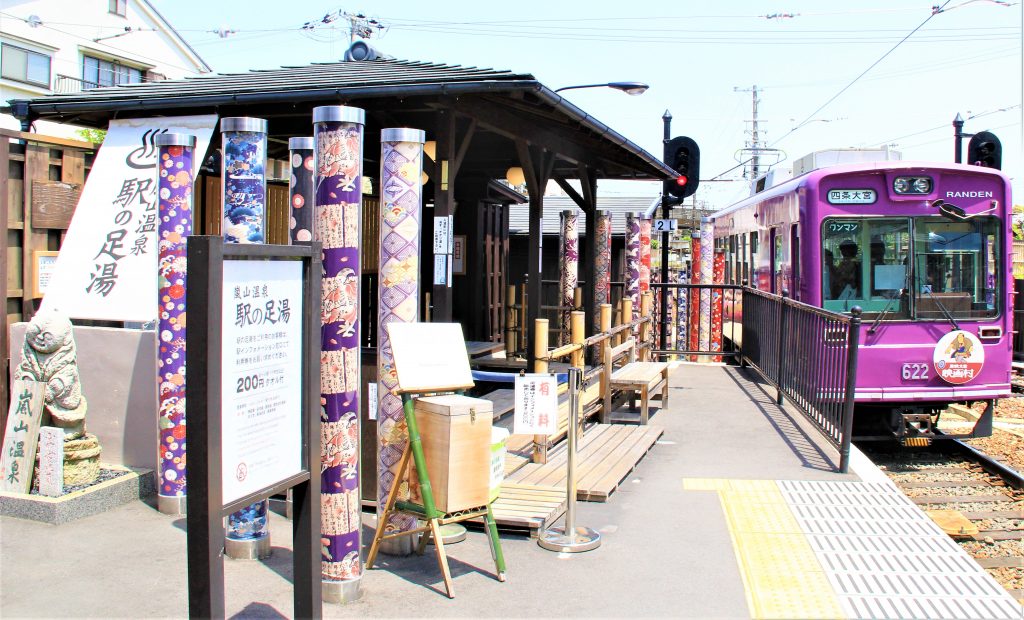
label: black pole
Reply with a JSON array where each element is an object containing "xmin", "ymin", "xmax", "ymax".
[
  {"xmin": 839, "ymin": 307, "xmax": 862, "ymax": 473},
  {"xmin": 659, "ymin": 110, "xmax": 672, "ymax": 355},
  {"xmin": 776, "ymin": 290, "xmax": 789, "ymax": 405},
  {"xmin": 953, "ymin": 113, "xmax": 965, "ymax": 164}
]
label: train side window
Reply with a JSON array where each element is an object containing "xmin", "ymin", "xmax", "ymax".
[
  {"xmin": 791, "ymin": 224, "xmax": 800, "ymax": 296},
  {"xmin": 749, "ymin": 232, "xmax": 758, "ymax": 288}
]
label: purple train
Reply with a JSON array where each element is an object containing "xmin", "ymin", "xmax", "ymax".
[{"xmin": 713, "ymin": 157, "xmax": 1012, "ymax": 439}]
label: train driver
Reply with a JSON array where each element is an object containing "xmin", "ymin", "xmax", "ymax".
[{"xmin": 831, "ymin": 239, "xmax": 861, "ymax": 299}]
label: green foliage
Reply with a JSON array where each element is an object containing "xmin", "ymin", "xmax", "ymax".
[{"xmin": 75, "ymin": 128, "xmax": 107, "ymax": 144}]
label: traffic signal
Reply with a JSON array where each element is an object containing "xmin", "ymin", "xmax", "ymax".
[
  {"xmin": 666, "ymin": 136, "xmax": 700, "ymax": 199},
  {"xmin": 967, "ymin": 131, "xmax": 1001, "ymax": 169}
]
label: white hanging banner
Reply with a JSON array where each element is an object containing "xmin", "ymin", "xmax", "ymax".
[{"xmin": 39, "ymin": 114, "xmax": 217, "ymax": 321}]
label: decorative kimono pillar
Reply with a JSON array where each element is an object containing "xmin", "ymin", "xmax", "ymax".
[
  {"xmin": 711, "ymin": 251, "xmax": 725, "ymax": 363},
  {"xmin": 676, "ymin": 268, "xmax": 688, "ymax": 358},
  {"xmin": 639, "ymin": 217, "xmax": 652, "ymax": 294},
  {"xmin": 698, "ymin": 217, "xmax": 714, "ymax": 361},
  {"xmin": 559, "ymin": 210, "xmax": 579, "ymax": 345},
  {"xmin": 220, "ymin": 117, "xmax": 271, "ymax": 558},
  {"xmin": 376, "ymin": 128, "xmax": 425, "ymax": 543},
  {"xmin": 593, "ymin": 210, "xmax": 613, "ymax": 333},
  {"xmin": 313, "ymin": 106, "xmax": 365, "ymax": 602},
  {"xmin": 289, "ymin": 137, "xmax": 315, "ymax": 244},
  {"xmin": 626, "ymin": 212, "xmax": 642, "ymax": 321},
  {"xmin": 688, "ymin": 234, "xmax": 702, "ymax": 361},
  {"xmin": 154, "ymin": 133, "xmax": 195, "ymax": 516}
]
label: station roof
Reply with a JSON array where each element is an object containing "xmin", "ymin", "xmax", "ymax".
[{"xmin": 12, "ymin": 58, "xmax": 674, "ymax": 182}]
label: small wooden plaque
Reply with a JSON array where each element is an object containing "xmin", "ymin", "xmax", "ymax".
[
  {"xmin": 31, "ymin": 180, "xmax": 82, "ymax": 229},
  {"xmin": 0, "ymin": 380, "xmax": 46, "ymax": 494}
]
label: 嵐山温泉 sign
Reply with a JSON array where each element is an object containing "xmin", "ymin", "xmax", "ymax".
[{"xmin": 40, "ymin": 115, "xmax": 217, "ymax": 321}]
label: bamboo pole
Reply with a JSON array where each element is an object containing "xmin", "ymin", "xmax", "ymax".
[
  {"xmin": 573, "ymin": 287, "xmax": 583, "ymax": 311},
  {"xmin": 640, "ymin": 291, "xmax": 653, "ymax": 362},
  {"xmin": 570, "ymin": 310, "xmax": 585, "ymax": 442},
  {"xmin": 532, "ymin": 317, "xmax": 549, "ymax": 464},
  {"xmin": 518, "ymin": 283, "xmax": 528, "ymax": 353},
  {"xmin": 620, "ymin": 297, "xmax": 633, "ymax": 349},
  {"xmin": 599, "ymin": 303, "xmax": 612, "ymax": 423},
  {"xmin": 505, "ymin": 284, "xmax": 516, "ymax": 357}
]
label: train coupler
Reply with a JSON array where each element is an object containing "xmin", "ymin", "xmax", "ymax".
[{"xmin": 897, "ymin": 412, "xmax": 934, "ymax": 447}]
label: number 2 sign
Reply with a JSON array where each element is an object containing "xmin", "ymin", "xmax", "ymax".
[{"xmin": 653, "ymin": 219, "xmax": 677, "ymax": 232}]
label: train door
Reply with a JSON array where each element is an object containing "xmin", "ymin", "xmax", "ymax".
[
  {"xmin": 791, "ymin": 224, "xmax": 800, "ymax": 299},
  {"xmin": 769, "ymin": 227, "xmax": 781, "ymax": 293}
]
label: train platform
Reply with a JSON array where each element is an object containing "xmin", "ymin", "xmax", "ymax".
[{"xmin": 1, "ymin": 363, "xmax": 1021, "ymax": 619}]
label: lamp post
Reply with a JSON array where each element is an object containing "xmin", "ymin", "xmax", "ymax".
[{"xmin": 554, "ymin": 82, "xmax": 649, "ymax": 95}]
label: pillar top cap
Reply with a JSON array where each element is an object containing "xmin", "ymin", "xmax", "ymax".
[
  {"xmin": 313, "ymin": 105, "xmax": 365, "ymax": 125},
  {"xmin": 381, "ymin": 128, "xmax": 425, "ymax": 143},
  {"xmin": 154, "ymin": 133, "xmax": 196, "ymax": 148},
  {"xmin": 220, "ymin": 117, "xmax": 267, "ymax": 133},
  {"xmin": 288, "ymin": 137, "xmax": 314, "ymax": 150}
]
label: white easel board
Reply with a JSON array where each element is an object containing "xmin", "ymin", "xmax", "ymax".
[{"xmin": 387, "ymin": 322, "xmax": 475, "ymax": 394}]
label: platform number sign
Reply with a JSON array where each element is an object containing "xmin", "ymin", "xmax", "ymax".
[{"xmin": 653, "ymin": 219, "xmax": 678, "ymax": 232}]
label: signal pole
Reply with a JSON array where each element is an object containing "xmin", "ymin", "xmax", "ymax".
[{"xmin": 660, "ymin": 110, "xmax": 672, "ymax": 353}]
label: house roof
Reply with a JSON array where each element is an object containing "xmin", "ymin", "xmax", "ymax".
[
  {"xmin": 12, "ymin": 58, "xmax": 674, "ymax": 182},
  {"xmin": 508, "ymin": 196, "xmax": 660, "ymax": 235}
]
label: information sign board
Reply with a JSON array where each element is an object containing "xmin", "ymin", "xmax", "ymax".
[
  {"xmin": 388, "ymin": 322, "xmax": 474, "ymax": 393},
  {"xmin": 513, "ymin": 374, "xmax": 559, "ymax": 435}
]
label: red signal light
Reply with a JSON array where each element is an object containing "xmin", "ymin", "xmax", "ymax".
[{"xmin": 675, "ymin": 175, "xmax": 688, "ymax": 187}]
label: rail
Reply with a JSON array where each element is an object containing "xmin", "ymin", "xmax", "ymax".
[
  {"xmin": 649, "ymin": 283, "xmax": 743, "ymax": 360},
  {"xmin": 740, "ymin": 288, "xmax": 861, "ymax": 473}
]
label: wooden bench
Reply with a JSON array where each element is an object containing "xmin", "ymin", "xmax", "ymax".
[{"xmin": 604, "ymin": 338, "xmax": 669, "ymax": 425}]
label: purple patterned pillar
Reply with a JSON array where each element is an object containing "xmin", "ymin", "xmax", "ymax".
[
  {"xmin": 221, "ymin": 117, "xmax": 271, "ymax": 558},
  {"xmin": 154, "ymin": 133, "xmax": 195, "ymax": 517},
  {"xmin": 558, "ymin": 210, "xmax": 579, "ymax": 346},
  {"xmin": 593, "ymin": 210, "xmax": 612, "ymax": 333},
  {"xmin": 639, "ymin": 217, "xmax": 652, "ymax": 294},
  {"xmin": 626, "ymin": 212, "xmax": 642, "ymax": 321},
  {"xmin": 289, "ymin": 137, "xmax": 315, "ymax": 244},
  {"xmin": 377, "ymin": 128, "xmax": 425, "ymax": 543},
  {"xmin": 313, "ymin": 106, "xmax": 365, "ymax": 602},
  {"xmin": 699, "ymin": 217, "xmax": 714, "ymax": 359}
]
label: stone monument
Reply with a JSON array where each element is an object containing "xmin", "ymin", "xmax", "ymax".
[{"xmin": 16, "ymin": 309, "xmax": 101, "ymax": 486}]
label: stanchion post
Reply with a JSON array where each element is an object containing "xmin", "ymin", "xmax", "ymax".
[
  {"xmin": 599, "ymin": 304, "xmax": 612, "ymax": 424},
  {"xmin": 538, "ymin": 365, "xmax": 601, "ymax": 553},
  {"xmin": 505, "ymin": 285, "xmax": 517, "ymax": 357},
  {"xmin": 532, "ymin": 318, "xmax": 549, "ymax": 464},
  {"xmin": 570, "ymin": 310, "xmax": 585, "ymax": 442}
]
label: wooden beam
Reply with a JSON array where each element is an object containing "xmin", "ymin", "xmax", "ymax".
[
  {"xmin": 451, "ymin": 118, "xmax": 477, "ymax": 179},
  {"xmin": 431, "ymin": 108, "xmax": 456, "ymax": 321},
  {"xmin": 517, "ymin": 140, "xmax": 554, "ymax": 368},
  {"xmin": 580, "ymin": 167, "xmax": 599, "ymax": 340},
  {"xmin": 552, "ymin": 176, "xmax": 586, "ymax": 210}
]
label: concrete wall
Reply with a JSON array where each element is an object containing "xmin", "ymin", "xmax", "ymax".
[{"xmin": 9, "ymin": 324, "xmax": 158, "ymax": 471}]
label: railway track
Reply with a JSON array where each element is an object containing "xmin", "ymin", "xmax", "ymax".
[{"xmin": 861, "ymin": 440, "xmax": 1024, "ymax": 603}]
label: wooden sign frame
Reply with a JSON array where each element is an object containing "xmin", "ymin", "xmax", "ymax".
[
  {"xmin": 185, "ymin": 236, "xmax": 322, "ymax": 619},
  {"xmin": 387, "ymin": 322, "xmax": 474, "ymax": 394}
]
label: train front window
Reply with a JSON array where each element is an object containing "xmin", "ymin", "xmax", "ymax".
[
  {"xmin": 822, "ymin": 218, "xmax": 910, "ymax": 318},
  {"xmin": 912, "ymin": 217, "xmax": 999, "ymax": 320}
]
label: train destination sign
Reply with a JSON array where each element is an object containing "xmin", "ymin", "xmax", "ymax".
[{"xmin": 827, "ymin": 189, "xmax": 877, "ymax": 205}]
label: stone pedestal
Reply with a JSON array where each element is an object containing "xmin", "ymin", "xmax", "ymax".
[{"xmin": 64, "ymin": 433, "xmax": 102, "ymax": 486}]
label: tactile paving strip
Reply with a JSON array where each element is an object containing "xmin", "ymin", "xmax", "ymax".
[{"xmin": 778, "ymin": 479, "xmax": 1021, "ymax": 620}]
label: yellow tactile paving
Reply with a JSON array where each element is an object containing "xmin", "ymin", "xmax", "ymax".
[{"xmin": 683, "ymin": 478, "xmax": 846, "ymax": 620}]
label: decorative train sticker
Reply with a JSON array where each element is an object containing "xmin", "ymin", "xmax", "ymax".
[{"xmin": 933, "ymin": 331, "xmax": 985, "ymax": 385}]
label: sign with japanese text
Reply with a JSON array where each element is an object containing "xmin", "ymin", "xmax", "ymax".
[
  {"xmin": 433, "ymin": 215, "xmax": 451, "ymax": 254},
  {"xmin": 220, "ymin": 259, "xmax": 304, "ymax": 505},
  {"xmin": 827, "ymin": 189, "xmax": 877, "ymax": 205},
  {"xmin": 513, "ymin": 374, "xmax": 558, "ymax": 435},
  {"xmin": 933, "ymin": 330, "xmax": 985, "ymax": 385},
  {"xmin": 37, "ymin": 427, "xmax": 64, "ymax": 497},
  {"xmin": 0, "ymin": 380, "xmax": 45, "ymax": 494},
  {"xmin": 39, "ymin": 115, "xmax": 217, "ymax": 321}
]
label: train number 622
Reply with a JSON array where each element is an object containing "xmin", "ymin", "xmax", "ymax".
[{"xmin": 901, "ymin": 363, "xmax": 930, "ymax": 380}]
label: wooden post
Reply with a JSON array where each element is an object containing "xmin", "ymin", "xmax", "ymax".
[
  {"xmin": 505, "ymin": 284, "xmax": 516, "ymax": 356},
  {"xmin": 532, "ymin": 318, "xmax": 549, "ymax": 464},
  {"xmin": 570, "ymin": 310, "xmax": 585, "ymax": 442},
  {"xmin": 621, "ymin": 297, "xmax": 633, "ymax": 347},
  {"xmin": 573, "ymin": 287, "xmax": 583, "ymax": 312},
  {"xmin": 518, "ymin": 283, "xmax": 528, "ymax": 354},
  {"xmin": 599, "ymin": 303, "xmax": 612, "ymax": 423}
]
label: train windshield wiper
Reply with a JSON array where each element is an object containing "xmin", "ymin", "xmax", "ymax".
[
  {"xmin": 921, "ymin": 287, "xmax": 960, "ymax": 331},
  {"xmin": 868, "ymin": 289, "xmax": 903, "ymax": 334}
]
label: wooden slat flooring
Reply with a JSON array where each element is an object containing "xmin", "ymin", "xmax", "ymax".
[
  {"xmin": 506, "ymin": 423, "xmax": 664, "ymax": 502},
  {"xmin": 467, "ymin": 483, "xmax": 566, "ymax": 538}
]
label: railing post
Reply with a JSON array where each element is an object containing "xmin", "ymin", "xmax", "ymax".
[
  {"xmin": 505, "ymin": 284, "xmax": 517, "ymax": 357},
  {"xmin": 599, "ymin": 303, "xmax": 612, "ymax": 424},
  {"xmin": 839, "ymin": 307, "xmax": 862, "ymax": 473},
  {"xmin": 776, "ymin": 290, "xmax": 789, "ymax": 405},
  {"xmin": 737, "ymin": 286, "xmax": 746, "ymax": 368},
  {"xmin": 533, "ymin": 317, "xmax": 550, "ymax": 464}
]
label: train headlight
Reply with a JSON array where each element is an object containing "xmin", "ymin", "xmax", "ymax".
[{"xmin": 893, "ymin": 176, "xmax": 933, "ymax": 194}]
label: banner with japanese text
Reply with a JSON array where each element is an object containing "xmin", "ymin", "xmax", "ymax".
[{"xmin": 39, "ymin": 115, "xmax": 217, "ymax": 321}]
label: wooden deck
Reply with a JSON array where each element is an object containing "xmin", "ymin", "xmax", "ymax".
[
  {"xmin": 506, "ymin": 423, "xmax": 664, "ymax": 502},
  {"xmin": 468, "ymin": 483, "xmax": 567, "ymax": 538}
]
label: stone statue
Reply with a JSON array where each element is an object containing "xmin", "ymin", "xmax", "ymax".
[{"xmin": 17, "ymin": 309, "xmax": 101, "ymax": 486}]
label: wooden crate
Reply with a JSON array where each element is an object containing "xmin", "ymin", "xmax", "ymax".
[{"xmin": 414, "ymin": 395, "xmax": 493, "ymax": 513}]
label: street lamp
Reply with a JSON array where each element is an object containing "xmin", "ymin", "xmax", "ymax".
[{"xmin": 554, "ymin": 82, "xmax": 650, "ymax": 96}]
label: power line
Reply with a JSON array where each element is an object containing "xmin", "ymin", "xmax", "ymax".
[{"xmin": 770, "ymin": 0, "xmax": 956, "ymax": 148}]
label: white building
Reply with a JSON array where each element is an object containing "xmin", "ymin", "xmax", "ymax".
[{"xmin": 0, "ymin": 0, "xmax": 209, "ymax": 136}]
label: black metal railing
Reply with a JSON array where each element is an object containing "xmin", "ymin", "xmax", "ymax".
[
  {"xmin": 741, "ymin": 288, "xmax": 861, "ymax": 472},
  {"xmin": 650, "ymin": 283, "xmax": 744, "ymax": 361}
]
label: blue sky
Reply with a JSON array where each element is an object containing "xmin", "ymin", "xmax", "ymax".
[{"xmin": 155, "ymin": 0, "xmax": 1022, "ymax": 207}]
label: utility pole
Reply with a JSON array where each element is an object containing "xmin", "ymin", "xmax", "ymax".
[
  {"xmin": 953, "ymin": 113, "xmax": 966, "ymax": 164},
  {"xmin": 734, "ymin": 85, "xmax": 766, "ymax": 180},
  {"xmin": 341, "ymin": 12, "xmax": 385, "ymax": 43}
]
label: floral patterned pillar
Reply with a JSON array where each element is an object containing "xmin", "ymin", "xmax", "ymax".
[
  {"xmin": 376, "ymin": 128, "xmax": 425, "ymax": 540},
  {"xmin": 711, "ymin": 251, "xmax": 725, "ymax": 363},
  {"xmin": 313, "ymin": 106, "xmax": 365, "ymax": 601},
  {"xmin": 289, "ymin": 137, "xmax": 315, "ymax": 244},
  {"xmin": 559, "ymin": 210, "xmax": 579, "ymax": 346},
  {"xmin": 676, "ymin": 268, "xmax": 688, "ymax": 357},
  {"xmin": 626, "ymin": 212, "xmax": 641, "ymax": 321},
  {"xmin": 688, "ymin": 234, "xmax": 702, "ymax": 361},
  {"xmin": 220, "ymin": 117, "xmax": 271, "ymax": 557},
  {"xmin": 593, "ymin": 210, "xmax": 613, "ymax": 333},
  {"xmin": 699, "ymin": 218, "xmax": 714, "ymax": 361},
  {"xmin": 639, "ymin": 217, "xmax": 652, "ymax": 295},
  {"xmin": 154, "ymin": 133, "xmax": 195, "ymax": 517}
]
